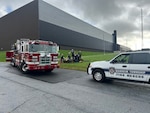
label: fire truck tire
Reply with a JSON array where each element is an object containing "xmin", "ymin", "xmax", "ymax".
[
  {"xmin": 21, "ymin": 63, "xmax": 28, "ymax": 73},
  {"xmin": 45, "ymin": 69, "xmax": 53, "ymax": 73},
  {"xmin": 11, "ymin": 59, "xmax": 16, "ymax": 67}
]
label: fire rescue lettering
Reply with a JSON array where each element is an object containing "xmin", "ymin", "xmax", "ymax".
[{"xmin": 109, "ymin": 68, "xmax": 145, "ymax": 78}]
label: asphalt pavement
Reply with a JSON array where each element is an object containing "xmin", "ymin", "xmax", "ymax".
[{"xmin": 0, "ymin": 62, "xmax": 150, "ymax": 113}]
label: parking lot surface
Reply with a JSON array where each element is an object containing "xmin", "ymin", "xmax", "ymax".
[{"xmin": 0, "ymin": 63, "xmax": 150, "ymax": 113}]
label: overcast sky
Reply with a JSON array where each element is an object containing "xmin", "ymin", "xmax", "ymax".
[{"xmin": 0, "ymin": 0, "xmax": 150, "ymax": 50}]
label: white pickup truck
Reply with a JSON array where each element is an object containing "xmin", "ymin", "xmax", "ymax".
[{"xmin": 87, "ymin": 51, "xmax": 150, "ymax": 83}]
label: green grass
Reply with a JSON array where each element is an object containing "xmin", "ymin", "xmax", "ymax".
[
  {"xmin": 0, "ymin": 50, "xmax": 117, "ymax": 71},
  {"xmin": 0, "ymin": 51, "xmax": 6, "ymax": 62},
  {"xmin": 59, "ymin": 50, "xmax": 117, "ymax": 71}
]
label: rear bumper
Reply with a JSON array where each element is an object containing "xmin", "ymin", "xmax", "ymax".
[
  {"xmin": 6, "ymin": 58, "xmax": 12, "ymax": 62},
  {"xmin": 27, "ymin": 64, "xmax": 59, "ymax": 71}
]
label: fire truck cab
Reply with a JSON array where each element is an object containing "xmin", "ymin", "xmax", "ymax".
[{"xmin": 6, "ymin": 39, "xmax": 59, "ymax": 73}]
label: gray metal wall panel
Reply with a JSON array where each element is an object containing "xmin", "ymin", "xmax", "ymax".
[
  {"xmin": 38, "ymin": 0, "xmax": 113, "ymax": 43},
  {"xmin": 0, "ymin": 1, "xmax": 39, "ymax": 50},
  {"xmin": 39, "ymin": 21, "xmax": 113, "ymax": 51},
  {"xmin": 0, "ymin": 0, "xmax": 115, "ymax": 51}
]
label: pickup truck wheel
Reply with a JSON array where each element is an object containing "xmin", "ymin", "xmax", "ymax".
[
  {"xmin": 92, "ymin": 69, "xmax": 105, "ymax": 82},
  {"xmin": 21, "ymin": 63, "xmax": 28, "ymax": 73}
]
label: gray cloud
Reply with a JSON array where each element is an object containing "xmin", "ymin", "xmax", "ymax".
[
  {"xmin": 102, "ymin": 19, "xmax": 138, "ymax": 36},
  {"xmin": 59, "ymin": 0, "xmax": 150, "ymax": 42},
  {"xmin": 68, "ymin": 0, "xmax": 123, "ymax": 23}
]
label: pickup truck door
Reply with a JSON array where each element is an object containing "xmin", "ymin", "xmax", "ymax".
[
  {"xmin": 129, "ymin": 53, "xmax": 150, "ymax": 82},
  {"xmin": 129, "ymin": 64, "xmax": 149, "ymax": 82},
  {"xmin": 108, "ymin": 53, "xmax": 130, "ymax": 79}
]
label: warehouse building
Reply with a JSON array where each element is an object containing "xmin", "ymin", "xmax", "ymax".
[{"xmin": 0, "ymin": 0, "xmax": 117, "ymax": 51}]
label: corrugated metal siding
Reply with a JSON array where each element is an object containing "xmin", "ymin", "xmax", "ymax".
[
  {"xmin": 39, "ymin": 21, "xmax": 113, "ymax": 51},
  {"xmin": 0, "ymin": 0, "xmax": 114, "ymax": 51},
  {"xmin": 0, "ymin": 1, "xmax": 39, "ymax": 50},
  {"xmin": 38, "ymin": 0, "xmax": 113, "ymax": 43}
]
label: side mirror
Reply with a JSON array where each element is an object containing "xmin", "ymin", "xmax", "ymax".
[{"xmin": 111, "ymin": 59, "xmax": 117, "ymax": 64}]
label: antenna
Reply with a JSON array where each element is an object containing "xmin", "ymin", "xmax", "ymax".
[{"xmin": 141, "ymin": 8, "xmax": 143, "ymax": 49}]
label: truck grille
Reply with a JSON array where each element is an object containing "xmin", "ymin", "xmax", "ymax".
[{"xmin": 40, "ymin": 56, "xmax": 50, "ymax": 64}]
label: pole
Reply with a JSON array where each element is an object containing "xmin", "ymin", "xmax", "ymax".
[
  {"xmin": 141, "ymin": 8, "xmax": 143, "ymax": 49},
  {"xmin": 103, "ymin": 32, "xmax": 105, "ymax": 55}
]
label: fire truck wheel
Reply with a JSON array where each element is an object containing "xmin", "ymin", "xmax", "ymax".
[
  {"xmin": 45, "ymin": 69, "xmax": 53, "ymax": 73},
  {"xmin": 11, "ymin": 59, "xmax": 16, "ymax": 67},
  {"xmin": 21, "ymin": 63, "xmax": 28, "ymax": 73}
]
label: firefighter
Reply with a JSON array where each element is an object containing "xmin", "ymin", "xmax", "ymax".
[
  {"xmin": 71, "ymin": 49, "xmax": 75, "ymax": 61},
  {"xmin": 78, "ymin": 51, "xmax": 82, "ymax": 61},
  {"xmin": 60, "ymin": 54, "xmax": 64, "ymax": 63},
  {"xmin": 67, "ymin": 52, "xmax": 72, "ymax": 63}
]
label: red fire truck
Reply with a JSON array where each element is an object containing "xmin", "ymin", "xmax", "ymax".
[{"xmin": 6, "ymin": 39, "xmax": 59, "ymax": 73}]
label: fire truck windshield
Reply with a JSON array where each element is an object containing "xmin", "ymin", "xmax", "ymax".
[{"xmin": 29, "ymin": 44, "xmax": 58, "ymax": 53}]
